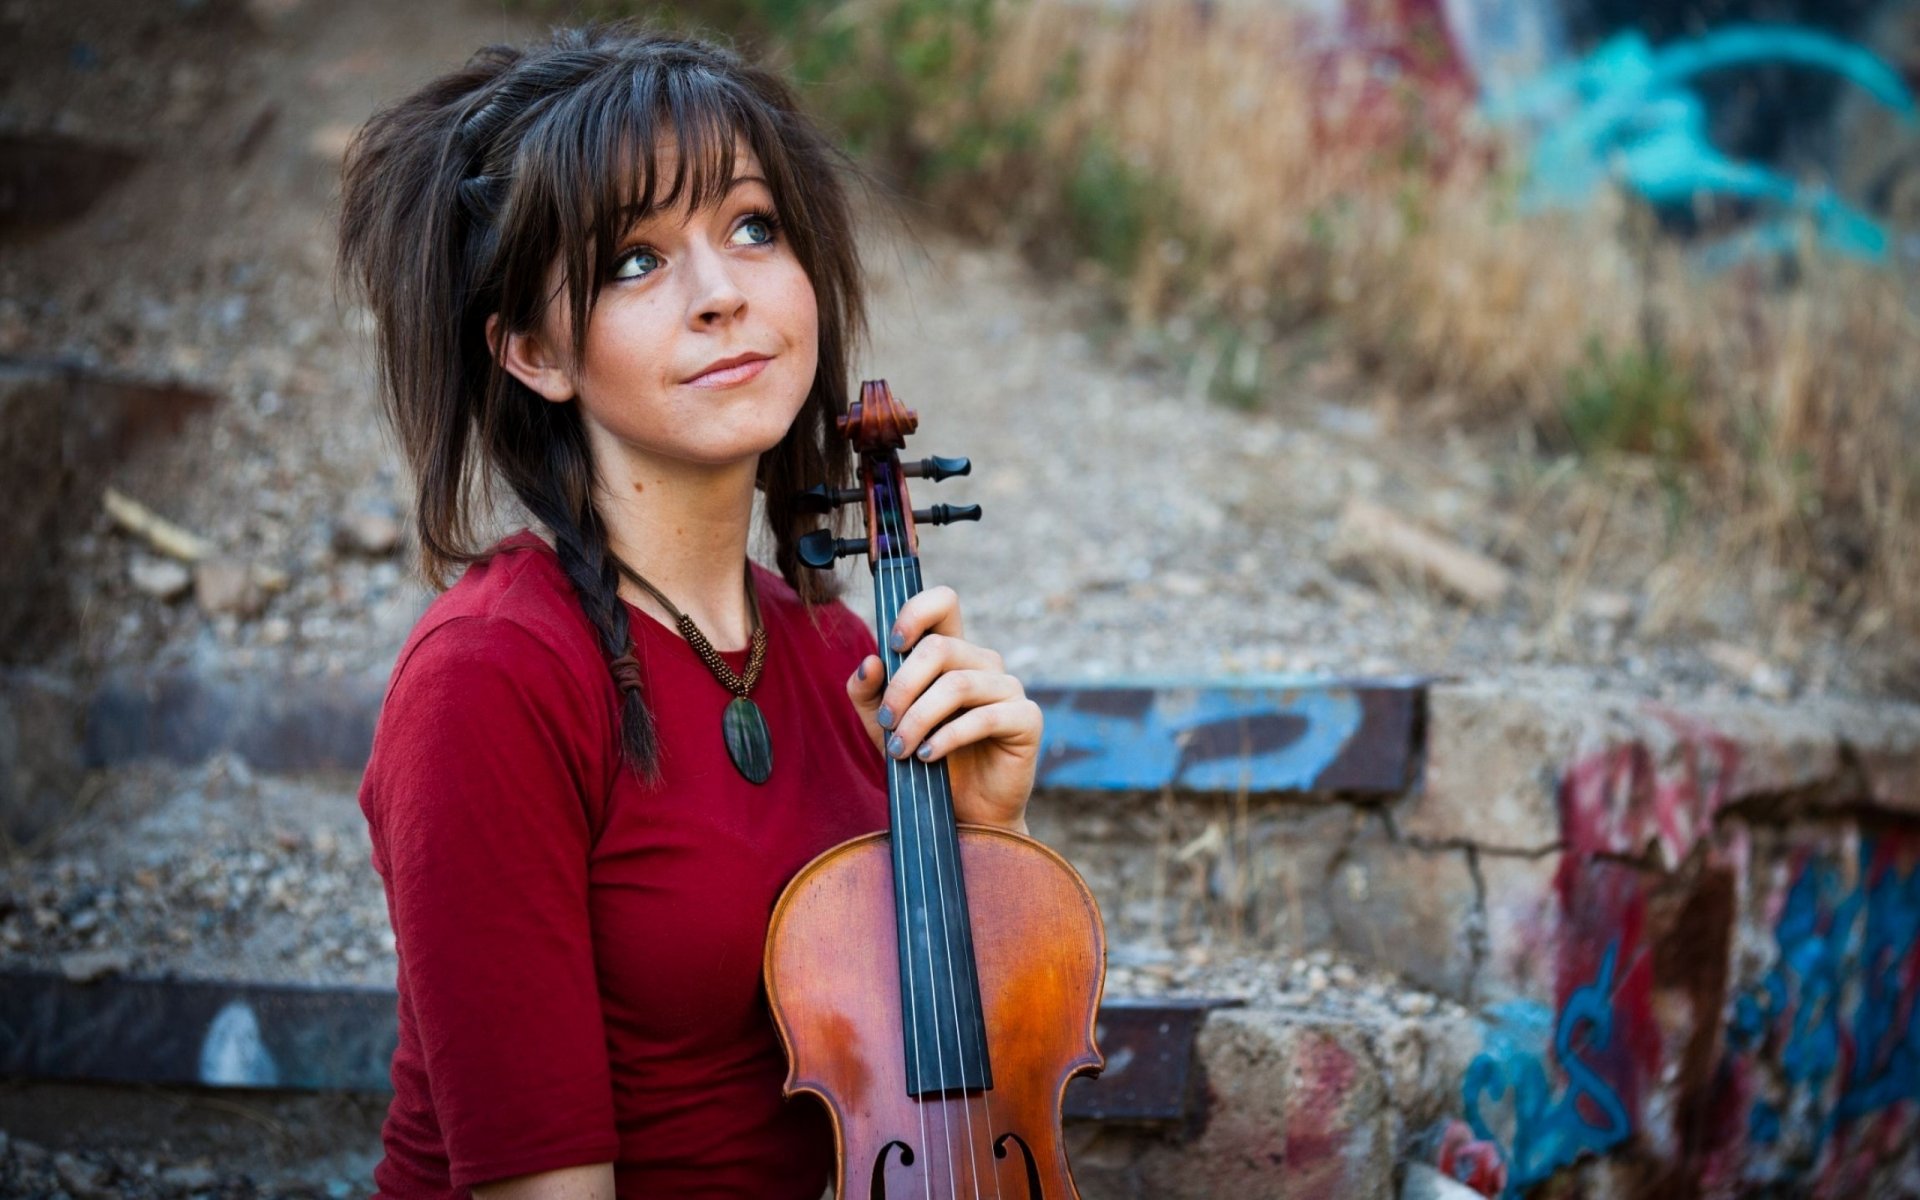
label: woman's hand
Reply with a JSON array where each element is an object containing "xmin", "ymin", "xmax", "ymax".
[{"xmin": 846, "ymin": 585, "xmax": 1040, "ymax": 835}]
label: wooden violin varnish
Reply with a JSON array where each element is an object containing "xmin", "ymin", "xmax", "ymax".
[{"xmin": 765, "ymin": 380, "xmax": 1107, "ymax": 1198}]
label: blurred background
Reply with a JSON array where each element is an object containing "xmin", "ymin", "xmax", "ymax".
[{"xmin": 2, "ymin": 0, "xmax": 1918, "ymax": 1196}]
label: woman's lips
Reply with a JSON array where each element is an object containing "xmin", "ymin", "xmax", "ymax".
[{"xmin": 685, "ymin": 356, "xmax": 772, "ymax": 388}]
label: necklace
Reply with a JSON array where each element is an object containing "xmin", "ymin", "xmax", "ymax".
[{"xmin": 612, "ymin": 557, "xmax": 773, "ymax": 784}]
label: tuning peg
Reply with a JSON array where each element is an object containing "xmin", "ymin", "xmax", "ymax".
[
  {"xmin": 901, "ymin": 456, "xmax": 970, "ymax": 481},
  {"xmin": 913, "ymin": 503, "xmax": 982, "ymax": 526},
  {"xmin": 797, "ymin": 528, "xmax": 868, "ymax": 569},
  {"xmin": 794, "ymin": 484, "xmax": 864, "ymax": 514}
]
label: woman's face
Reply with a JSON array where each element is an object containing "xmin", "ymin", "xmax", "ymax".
[{"xmin": 495, "ymin": 136, "xmax": 819, "ymax": 478}]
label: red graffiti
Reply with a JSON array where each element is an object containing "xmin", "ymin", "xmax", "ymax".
[
  {"xmin": 1559, "ymin": 709, "xmax": 1742, "ymax": 869},
  {"xmin": 1281, "ymin": 1032, "xmax": 1363, "ymax": 1200},
  {"xmin": 1436, "ymin": 1118, "xmax": 1509, "ymax": 1196},
  {"xmin": 1295, "ymin": 0, "xmax": 1480, "ymax": 164}
]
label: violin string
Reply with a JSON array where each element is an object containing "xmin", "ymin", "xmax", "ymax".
[
  {"xmin": 880, "ymin": 483, "xmax": 955, "ymax": 1197},
  {"xmin": 887, "ymin": 495, "xmax": 994, "ymax": 1200},
  {"xmin": 885, "ymin": 484, "xmax": 994, "ymax": 1200}
]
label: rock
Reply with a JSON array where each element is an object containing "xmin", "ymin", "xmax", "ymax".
[
  {"xmin": 194, "ymin": 558, "xmax": 264, "ymax": 618},
  {"xmin": 1402, "ymin": 1162, "xmax": 1486, "ymax": 1200},
  {"xmin": 53, "ymin": 1151, "xmax": 113, "ymax": 1199},
  {"xmin": 1331, "ymin": 498, "xmax": 1512, "ymax": 608},
  {"xmin": 59, "ymin": 947, "xmax": 134, "ymax": 982},
  {"xmin": 159, "ymin": 1162, "xmax": 219, "ymax": 1190},
  {"xmin": 1581, "ymin": 590, "xmax": 1634, "ymax": 622},
  {"xmin": 1705, "ymin": 640, "xmax": 1792, "ymax": 699},
  {"xmin": 128, "ymin": 553, "xmax": 192, "ymax": 600},
  {"xmin": 333, "ymin": 508, "xmax": 401, "ymax": 558}
]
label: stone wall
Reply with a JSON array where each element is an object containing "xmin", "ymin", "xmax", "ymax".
[{"xmin": 1031, "ymin": 682, "xmax": 1920, "ymax": 1198}]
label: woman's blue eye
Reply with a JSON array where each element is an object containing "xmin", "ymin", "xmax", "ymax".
[
  {"xmin": 735, "ymin": 214, "xmax": 777, "ymax": 245},
  {"xmin": 611, "ymin": 211, "xmax": 780, "ymax": 282},
  {"xmin": 612, "ymin": 248, "xmax": 662, "ymax": 281}
]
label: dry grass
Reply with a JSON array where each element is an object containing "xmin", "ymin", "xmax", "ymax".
[{"xmin": 877, "ymin": 0, "xmax": 1920, "ymax": 670}]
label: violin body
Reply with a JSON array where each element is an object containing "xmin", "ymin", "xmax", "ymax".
[
  {"xmin": 766, "ymin": 826, "xmax": 1104, "ymax": 1197},
  {"xmin": 764, "ymin": 380, "xmax": 1107, "ymax": 1198}
]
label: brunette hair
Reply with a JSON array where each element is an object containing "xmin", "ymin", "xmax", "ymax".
[{"xmin": 334, "ymin": 19, "xmax": 872, "ymax": 781}]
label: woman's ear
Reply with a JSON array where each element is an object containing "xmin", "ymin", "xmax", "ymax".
[{"xmin": 486, "ymin": 312, "xmax": 576, "ymax": 403}]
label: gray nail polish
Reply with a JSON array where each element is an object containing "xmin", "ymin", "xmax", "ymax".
[
  {"xmin": 887, "ymin": 734, "xmax": 905, "ymax": 758},
  {"xmin": 877, "ymin": 705, "xmax": 894, "ymax": 729}
]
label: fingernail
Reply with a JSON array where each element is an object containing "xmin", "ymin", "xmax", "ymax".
[
  {"xmin": 877, "ymin": 704, "xmax": 894, "ymax": 729},
  {"xmin": 888, "ymin": 628, "xmax": 906, "ymax": 652},
  {"xmin": 915, "ymin": 742, "xmax": 933, "ymax": 760},
  {"xmin": 887, "ymin": 734, "xmax": 905, "ymax": 758},
  {"xmin": 856, "ymin": 662, "xmax": 867, "ymax": 682}
]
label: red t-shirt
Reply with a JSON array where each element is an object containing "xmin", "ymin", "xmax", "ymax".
[{"xmin": 358, "ymin": 528, "xmax": 888, "ymax": 1197}]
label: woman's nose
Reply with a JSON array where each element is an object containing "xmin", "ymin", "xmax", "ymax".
[{"xmin": 685, "ymin": 241, "xmax": 748, "ymax": 326}]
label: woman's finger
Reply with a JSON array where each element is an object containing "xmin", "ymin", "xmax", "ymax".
[
  {"xmin": 882, "ymin": 669, "xmax": 1024, "ymax": 759},
  {"xmin": 845, "ymin": 654, "xmax": 887, "ymax": 754},
  {"xmin": 876, "ymin": 633, "xmax": 1005, "ymax": 732},
  {"xmin": 910, "ymin": 697, "xmax": 1044, "ymax": 764},
  {"xmin": 884, "ymin": 585, "xmax": 962, "ymax": 653}
]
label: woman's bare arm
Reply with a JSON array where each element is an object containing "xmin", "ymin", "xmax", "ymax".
[{"xmin": 470, "ymin": 1162, "xmax": 615, "ymax": 1199}]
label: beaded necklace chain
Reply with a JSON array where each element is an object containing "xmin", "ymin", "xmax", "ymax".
[{"xmin": 613, "ymin": 557, "xmax": 773, "ymax": 784}]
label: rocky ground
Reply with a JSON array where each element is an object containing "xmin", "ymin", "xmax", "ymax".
[{"xmin": 4, "ymin": 0, "xmax": 1906, "ymax": 707}]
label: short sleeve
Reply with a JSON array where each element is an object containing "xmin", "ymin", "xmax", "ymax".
[{"xmin": 364, "ymin": 615, "xmax": 619, "ymax": 1188}]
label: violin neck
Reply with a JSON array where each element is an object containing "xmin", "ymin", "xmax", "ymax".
[{"xmin": 872, "ymin": 556, "xmax": 995, "ymax": 1096}]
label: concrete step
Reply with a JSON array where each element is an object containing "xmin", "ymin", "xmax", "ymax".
[{"xmin": 7, "ymin": 672, "xmax": 1920, "ymax": 1197}]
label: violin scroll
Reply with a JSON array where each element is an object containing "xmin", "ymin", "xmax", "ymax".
[{"xmin": 796, "ymin": 380, "xmax": 979, "ymax": 571}]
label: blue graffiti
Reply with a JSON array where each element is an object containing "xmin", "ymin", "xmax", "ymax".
[
  {"xmin": 1463, "ymin": 942, "xmax": 1632, "ymax": 1196},
  {"xmin": 1031, "ymin": 684, "xmax": 1365, "ymax": 791},
  {"xmin": 1484, "ymin": 26, "xmax": 1918, "ymax": 264},
  {"xmin": 1727, "ymin": 838, "xmax": 1920, "ymax": 1163}
]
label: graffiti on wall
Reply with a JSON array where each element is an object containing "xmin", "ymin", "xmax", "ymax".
[
  {"xmin": 1461, "ymin": 942, "xmax": 1634, "ymax": 1195},
  {"xmin": 1722, "ymin": 834, "xmax": 1920, "ymax": 1194},
  {"xmin": 1435, "ymin": 706, "xmax": 1920, "ymax": 1198},
  {"xmin": 1482, "ymin": 25, "xmax": 1918, "ymax": 263}
]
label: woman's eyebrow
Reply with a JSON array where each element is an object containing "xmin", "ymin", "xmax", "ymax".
[{"xmin": 617, "ymin": 175, "xmax": 772, "ymax": 228}]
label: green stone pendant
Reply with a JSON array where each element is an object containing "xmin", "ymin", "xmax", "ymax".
[{"xmin": 723, "ymin": 696, "xmax": 773, "ymax": 784}]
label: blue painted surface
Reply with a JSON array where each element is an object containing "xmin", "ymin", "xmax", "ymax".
[
  {"xmin": 1028, "ymin": 678, "xmax": 1412, "ymax": 793},
  {"xmin": 1462, "ymin": 942, "xmax": 1633, "ymax": 1196},
  {"xmin": 1484, "ymin": 26, "xmax": 1918, "ymax": 264},
  {"xmin": 1726, "ymin": 837, "xmax": 1920, "ymax": 1163}
]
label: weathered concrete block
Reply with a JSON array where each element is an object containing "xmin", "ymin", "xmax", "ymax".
[
  {"xmin": 1675, "ymin": 698, "xmax": 1842, "ymax": 802},
  {"xmin": 1138, "ymin": 1012, "xmax": 1391, "ymax": 1200},
  {"xmin": 1031, "ymin": 791, "xmax": 1361, "ymax": 955},
  {"xmin": 0, "ymin": 670, "xmax": 84, "ymax": 850},
  {"xmin": 1820, "ymin": 695, "xmax": 1920, "ymax": 814},
  {"xmin": 1327, "ymin": 828, "xmax": 1480, "ymax": 1000},
  {"xmin": 1475, "ymin": 851, "xmax": 1562, "ymax": 1004},
  {"xmin": 1368, "ymin": 1014, "xmax": 1484, "ymax": 1138},
  {"xmin": 1402, "ymin": 681, "xmax": 1632, "ymax": 854},
  {"xmin": 1405, "ymin": 681, "xmax": 1894, "ymax": 860}
]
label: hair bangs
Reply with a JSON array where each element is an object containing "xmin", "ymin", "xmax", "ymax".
[{"xmin": 545, "ymin": 67, "xmax": 762, "ymax": 365}]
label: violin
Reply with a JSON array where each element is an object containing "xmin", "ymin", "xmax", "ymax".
[{"xmin": 764, "ymin": 380, "xmax": 1107, "ymax": 1198}]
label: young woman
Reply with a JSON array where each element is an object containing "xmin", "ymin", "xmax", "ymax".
[{"xmin": 335, "ymin": 21, "xmax": 1042, "ymax": 1199}]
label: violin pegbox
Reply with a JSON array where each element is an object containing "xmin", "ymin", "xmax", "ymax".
[{"xmin": 795, "ymin": 380, "xmax": 980, "ymax": 571}]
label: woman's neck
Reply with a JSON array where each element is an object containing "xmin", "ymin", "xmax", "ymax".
[{"xmin": 591, "ymin": 446, "xmax": 762, "ymax": 652}]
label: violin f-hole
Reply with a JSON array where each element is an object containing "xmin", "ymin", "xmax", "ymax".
[
  {"xmin": 868, "ymin": 1139, "xmax": 915, "ymax": 1200},
  {"xmin": 994, "ymin": 1130, "xmax": 1046, "ymax": 1198}
]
